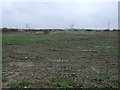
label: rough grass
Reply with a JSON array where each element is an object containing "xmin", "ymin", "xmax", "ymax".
[{"xmin": 2, "ymin": 31, "xmax": 119, "ymax": 88}]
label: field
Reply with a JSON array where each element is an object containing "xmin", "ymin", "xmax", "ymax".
[{"xmin": 2, "ymin": 31, "xmax": 119, "ymax": 88}]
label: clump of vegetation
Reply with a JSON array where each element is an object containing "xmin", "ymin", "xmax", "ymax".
[
  {"xmin": 42, "ymin": 29, "xmax": 50, "ymax": 35},
  {"xmin": 17, "ymin": 80, "xmax": 31, "ymax": 88},
  {"xmin": 7, "ymin": 80, "xmax": 31, "ymax": 88},
  {"xmin": 2, "ymin": 77, "xmax": 8, "ymax": 82},
  {"xmin": 7, "ymin": 82, "xmax": 18, "ymax": 88},
  {"xmin": 51, "ymin": 80, "xmax": 72, "ymax": 88}
]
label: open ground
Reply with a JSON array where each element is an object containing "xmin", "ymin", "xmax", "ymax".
[{"xmin": 2, "ymin": 31, "xmax": 119, "ymax": 88}]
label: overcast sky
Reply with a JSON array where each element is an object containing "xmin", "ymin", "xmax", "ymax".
[{"xmin": 2, "ymin": 2, "xmax": 118, "ymax": 29}]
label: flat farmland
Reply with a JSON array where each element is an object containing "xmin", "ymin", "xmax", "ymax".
[{"xmin": 2, "ymin": 31, "xmax": 119, "ymax": 88}]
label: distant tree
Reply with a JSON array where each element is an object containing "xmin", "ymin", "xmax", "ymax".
[
  {"xmin": 26, "ymin": 23, "xmax": 30, "ymax": 30},
  {"xmin": 2, "ymin": 27, "xmax": 19, "ymax": 32},
  {"xmin": 85, "ymin": 29, "xmax": 93, "ymax": 31},
  {"xmin": 2, "ymin": 27, "xmax": 8, "ymax": 32},
  {"xmin": 113, "ymin": 29, "xmax": 119, "ymax": 31},
  {"xmin": 70, "ymin": 23, "xmax": 74, "ymax": 29},
  {"xmin": 104, "ymin": 29, "xmax": 110, "ymax": 31}
]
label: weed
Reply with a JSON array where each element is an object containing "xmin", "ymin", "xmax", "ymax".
[
  {"xmin": 17, "ymin": 80, "xmax": 31, "ymax": 87},
  {"xmin": 67, "ymin": 72, "xmax": 83, "ymax": 77},
  {"xmin": 7, "ymin": 80, "xmax": 31, "ymax": 88},
  {"xmin": 42, "ymin": 60, "xmax": 48, "ymax": 63},
  {"xmin": 95, "ymin": 71, "xmax": 110, "ymax": 81},
  {"xmin": 51, "ymin": 80, "xmax": 71, "ymax": 88},
  {"xmin": 31, "ymin": 57, "xmax": 39, "ymax": 61},
  {"xmin": 7, "ymin": 82, "xmax": 18, "ymax": 88},
  {"xmin": 56, "ymin": 69, "xmax": 63, "ymax": 72},
  {"xmin": 2, "ymin": 77, "xmax": 8, "ymax": 82},
  {"xmin": 112, "ymin": 85, "xmax": 118, "ymax": 88}
]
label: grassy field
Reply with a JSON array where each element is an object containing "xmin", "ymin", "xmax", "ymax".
[{"xmin": 2, "ymin": 31, "xmax": 119, "ymax": 88}]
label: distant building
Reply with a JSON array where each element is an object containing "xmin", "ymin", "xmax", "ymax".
[{"xmin": 118, "ymin": 1, "xmax": 120, "ymax": 29}]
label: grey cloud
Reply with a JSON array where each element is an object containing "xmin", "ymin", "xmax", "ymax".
[{"xmin": 2, "ymin": 2, "xmax": 118, "ymax": 29}]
